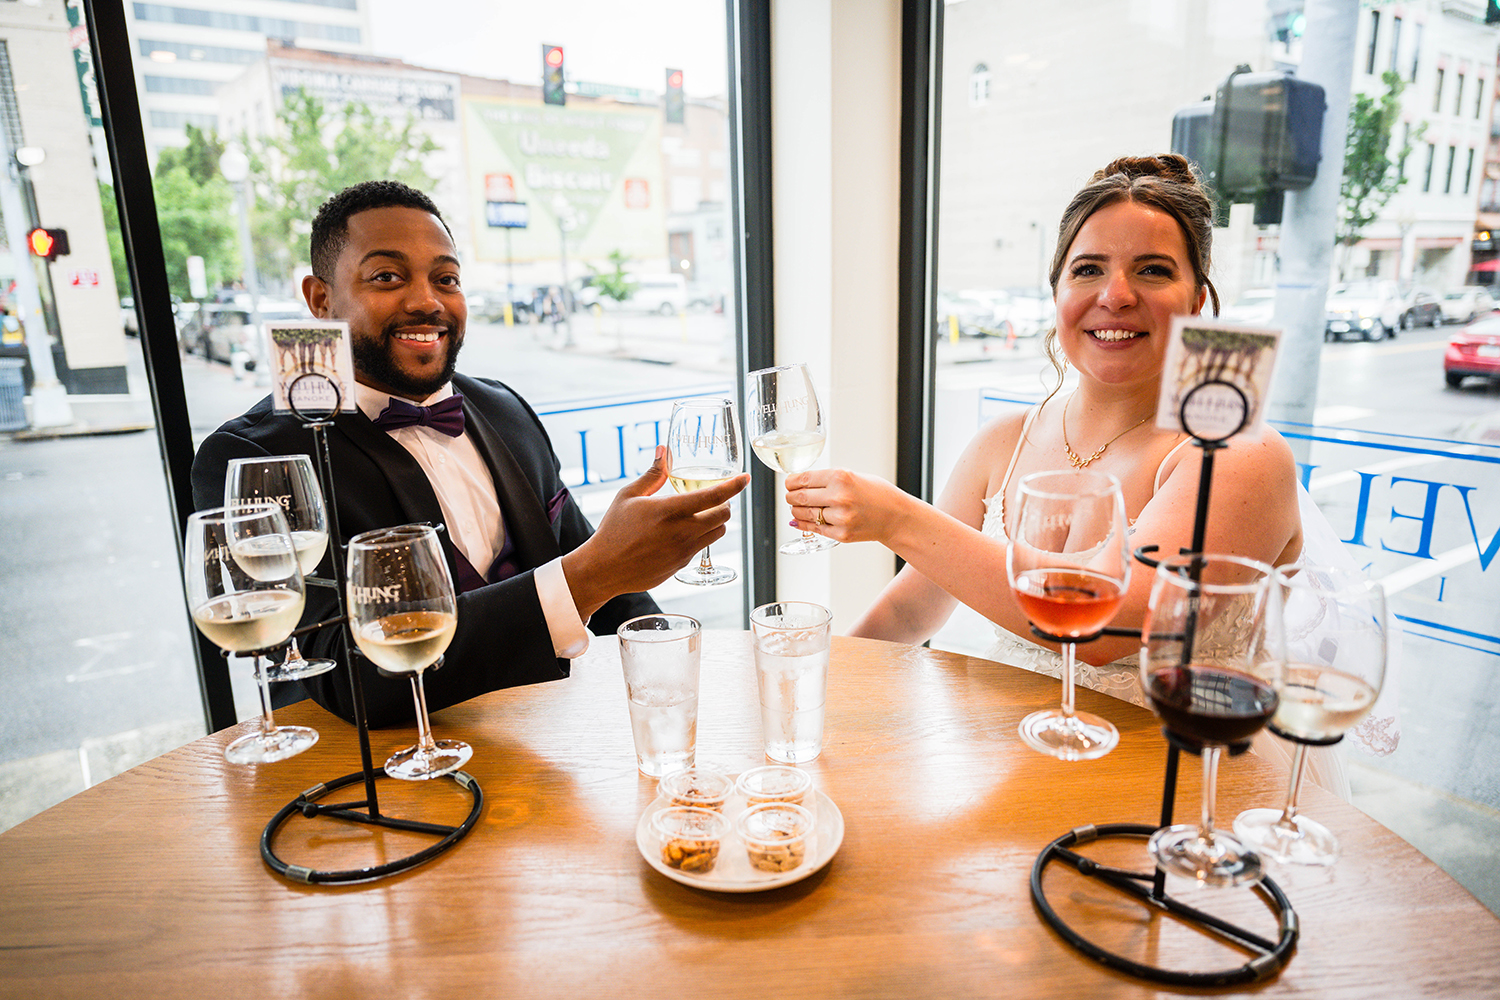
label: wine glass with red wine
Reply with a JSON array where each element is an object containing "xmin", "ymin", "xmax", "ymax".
[
  {"xmin": 1007, "ymin": 470, "xmax": 1130, "ymax": 761},
  {"xmin": 1140, "ymin": 553, "xmax": 1276, "ymax": 887}
]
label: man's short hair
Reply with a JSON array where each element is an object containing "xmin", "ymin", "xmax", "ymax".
[{"xmin": 309, "ymin": 180, "xmax": 451, "ymax": 280}]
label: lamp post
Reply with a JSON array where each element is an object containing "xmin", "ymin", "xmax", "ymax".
[
  {"xmin": 218, "ymin": 145, "xmax": 267, "ymax": 384},
  {"xmin": 551, "ymin": 194, "xmax": 576, "ymax": 348}
]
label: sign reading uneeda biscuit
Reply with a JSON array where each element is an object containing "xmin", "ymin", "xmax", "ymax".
[{"xmin": 1156, "ymin": 315, "xmax": 1282, "ymax": 443}]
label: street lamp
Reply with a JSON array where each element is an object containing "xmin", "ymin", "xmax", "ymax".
[
  {"xmin": 550, "ymin": 194, "xmax": 576, "ymax": 348},
  {"xmin": 218, "ymin": 145, "xmax": 267, "ymax": 383}
]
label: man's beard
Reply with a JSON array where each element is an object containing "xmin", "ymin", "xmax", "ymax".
[{"xmin": 352, "ymin": 319, "xmax": 463, "ymax": 399}]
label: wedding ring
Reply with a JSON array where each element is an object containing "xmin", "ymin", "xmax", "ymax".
[{"xmin": 815, "ymin": 507, "xmax": 825, "ymax": 526}]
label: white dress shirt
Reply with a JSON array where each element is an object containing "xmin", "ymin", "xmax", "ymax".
[{"xmin": 356, "ymin": 381, "xmax": 590, "ymax": 658}]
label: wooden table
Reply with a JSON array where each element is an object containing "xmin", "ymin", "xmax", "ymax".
[{"xmin": 2, "ymin": 634, "xmax": 1496, "ymax": 998}]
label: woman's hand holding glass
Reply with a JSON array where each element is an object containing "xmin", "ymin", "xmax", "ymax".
[
  {"xmin": 225, "ymin": 454, "xmax": 336, "ymax": 681},
  {"xmin": 747, "ymin": 363, "xmax": 837, "ymax": 555},
  {"xmin": 185, "ymin": 503, "xmax": 318, "ymax": 765}
]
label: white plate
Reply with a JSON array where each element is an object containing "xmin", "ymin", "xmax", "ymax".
[{"xmin": 636, "ymin": 789, "xmax": 844, "ymax": 892}]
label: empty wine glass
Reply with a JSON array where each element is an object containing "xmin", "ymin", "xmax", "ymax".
[
  {"xmin": 1140, "ymin": 554, "xmax": 1275, "ymax": 887},
  {"xmin": 1233, "ymin": 563, "xmax": 1387, "ymax": 866},
  {"xmin": 666, "ymin": 397, "xmax": 742, "ymax": 586},
  {"xmin": 746, "ymin": 363, "xmax": 837, "ymax": 555},
  {"xmin": 347, "ymin": 523, "xmax": 471, "ymax": 780},
  {"xmin": 226, "ymin": 454, "xmax": 336, "ymax": 681},
  {"xmin": 1007, "ymin": 470, "xmax": 1130, "ymax": 761},
  {"xmin": 184, "ymin": 503, "xmax": 317, "ymax": 764}
]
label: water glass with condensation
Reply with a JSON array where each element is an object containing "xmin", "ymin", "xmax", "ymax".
[
  {"xmin": 749, "ymin": 602, "xmax": 832, "ymax": 763},
  {"xmin": 617, "ymin": 614, "xmax": 702, "ymax": 777}
]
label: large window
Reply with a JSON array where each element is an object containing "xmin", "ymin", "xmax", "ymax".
[{"xmin": 929, "ymin": 0, "xmax": 1500, "ymax": 916}]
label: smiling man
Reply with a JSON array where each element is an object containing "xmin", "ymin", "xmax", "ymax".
[{"xmin": 191, "ymin": 180, "xmax": 747, "ymax": 727}]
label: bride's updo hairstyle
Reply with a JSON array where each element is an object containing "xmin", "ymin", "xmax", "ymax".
[{"xmin": 1040, "ymin": 154, "xmax": 1221, "ymax": 390}]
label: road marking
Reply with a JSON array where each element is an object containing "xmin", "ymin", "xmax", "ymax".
[
  {"xmin": 1376, "ymin": 544, "xmax": 1478, "ymax": 596},
  {"xmin": 1308, "ymin": 453, "xmax": 1445, "ymax": 491}
]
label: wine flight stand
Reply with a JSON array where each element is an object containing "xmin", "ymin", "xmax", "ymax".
[
  {"xmin": 1027, "ymin": 384, "xmax": 1299, "ymax": 986},
  {"xmin": 256, "ymin": 387, "xmax": 483, "ymax": 885}
]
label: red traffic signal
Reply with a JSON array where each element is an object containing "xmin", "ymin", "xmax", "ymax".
[
  {"xmin": 667, "ymin": 70, "xmax": 683, "ymax": 89},
  {"xmin": 665, "ymin": 67, "xmax": 685, "ymax": 124},
  {"xmin": 27, "ymin": 227, "xmax": 69, "ymax": 260},
  {"xmin": 543, "ymin": 44, "xmax": 566, "ymax": 106}
]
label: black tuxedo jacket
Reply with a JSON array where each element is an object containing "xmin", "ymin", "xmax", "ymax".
[{"xmin": 190, "ymin": 373, "xmax": 658, "ymax": 727}]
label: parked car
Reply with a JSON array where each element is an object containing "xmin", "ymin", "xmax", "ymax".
[
  {"xmin": 1000, "ymin": 288, "xmax": 1056, "ymax": 338},
  {"xmin": 1439, "ymin": 286, "xmax": 1497, "ymax": 325},
  {"xmin": 1324, "ymin": 281, "xmax": 1402, "ymax": 341},
  {"xmin": 185, "ymin": 301, "xmax": 307, "ymax": 368},
  {"xmin": 595, "ymin": 273, "xmax": 688, "ymax": 315},
  {"xmin": 935, "ymin": 290, "xmax": 1005, "ymax": 339},
  {"xmin": 466, "ymin": 289, "xmax": 534, "ymax": 323},
  {"xmin": 1444, "ymin": 313, "xmax": 1500, "ymax": 388},
  {"xmin": 1399, "ymin": 286, "xmax": 1442, "ymax": 329},
  {"xmin": 1220, "ymin": 288, "xmax": 1276, "ymax": 326}
]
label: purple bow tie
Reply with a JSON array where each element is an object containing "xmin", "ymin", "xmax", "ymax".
[{"xmin": 372, "ymin": 394, "xmax": 466, "ymax": 437}]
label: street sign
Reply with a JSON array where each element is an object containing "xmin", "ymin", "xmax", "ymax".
[{"xmin": 486, "ymin": 201, "xmax": 530, "ymax": 228}]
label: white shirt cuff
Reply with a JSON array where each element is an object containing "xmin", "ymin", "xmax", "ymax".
[{"xmin": 535, "ymin": 556, "xmax": 590, "ymax": 659}]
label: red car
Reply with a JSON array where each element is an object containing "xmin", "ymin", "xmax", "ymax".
[{"xmin": 1444, "ymin": 314, "xmax": 1500, "ymax": 387}]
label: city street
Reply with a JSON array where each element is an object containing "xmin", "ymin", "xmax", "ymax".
[{"xmin": 3, "ymin": 318, "xmax": 1498, "ymax": 913}]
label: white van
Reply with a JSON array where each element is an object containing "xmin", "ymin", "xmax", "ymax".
[{"xmin": 599, "ymin": 274, "xmax": 687, "ymax": 316}]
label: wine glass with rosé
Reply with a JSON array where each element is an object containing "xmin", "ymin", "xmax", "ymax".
[
  {"xmin": 1141, "ymin": 554, "xmax": 1277, "ymax": 887},
  {"xmin": 1233, "ymin": 563, "xmax": 1387, "ymax": 866},
  {"xmin": 1007, "ymin": 469, "xmax": 1130, "ymax": 761}
]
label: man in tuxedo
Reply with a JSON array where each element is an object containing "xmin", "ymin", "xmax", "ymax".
[{"xmin": 191, "ymin": 180, "xmax": 747, "ymax": 727}]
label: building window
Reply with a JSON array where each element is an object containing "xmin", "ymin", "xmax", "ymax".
[
  {"xmin": 969, "ymin": 63, "xmax": 990, "ymax": 107},
  {"xmin": 137, "ymin": 38, "xmax": 260, "ymax": 64},
  {"xmin": 1410, "ymin": 23, "xmax": 1422, "ymax": 82},
  {"xmin": 1434, "ymin": 68, "xmax": 1445, "ymax": 113},
  {"xmin": 1445, "ymin": 145, "xmax": 1457, "ymax": 194},
  {"xmin": 1477, "ymin": 79, "xmax": 1486, "ymax": 119},
  {"xmin": 132, "ymin": 4, "xmax": 362, "ymax": 43},
  {"xmin": 1455, "ymin": 73, "xmax": 1466, "ymax": 116},
  {"xmin": 1465, "ymin": 148, "xmax": 1477, "ymax": 194},
  {"xmin": 143, "ymin": 74, "xmax": 216, "ymax": 95},
  {"xmin": 148, "ymin": 109, "xmax": 220, "ymax": 129},
  {"xmin": 1367, "ymin": 10, "xmax": 1380, "ymax": 75},
  {"xmin": 1389, "ymin": 16, "xmax": 1402, "ymax": 74},
  {"xmin": 1423, "ymin": 142, "xmax": 1435, "ymax": 192}
]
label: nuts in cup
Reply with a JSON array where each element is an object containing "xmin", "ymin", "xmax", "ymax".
[
  {"xmin": 659, "ymin": 767, "xmax": 734, "ymax": 812},
  {"xmin": 736, "ymin": 801, "xmax": 815, "ymax": 873},
  {"xmin": 651, "ymin": 806, "xmax": 729, "ymax": 874},
  {"xmin": 735, "ymin": 764, "xmax": 813, "ymax": 807}
]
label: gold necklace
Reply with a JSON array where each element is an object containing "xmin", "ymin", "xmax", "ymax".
[{"xmin": 1061, "ymin": 392, "xmax": 1152, "ymax": 469}]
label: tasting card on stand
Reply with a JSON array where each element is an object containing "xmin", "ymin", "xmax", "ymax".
[
  {"xmin": 1156, "ymin": 315, "xmax": 1282, "ymax": 442},
  {"xmin": 267, "ymin": 320, "xmax": 357, "ymax": 415}
]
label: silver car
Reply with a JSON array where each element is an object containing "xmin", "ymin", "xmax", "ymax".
[{"xmin": 1324, "ymin": 281, "xmax": 1402, "ymax": 342}]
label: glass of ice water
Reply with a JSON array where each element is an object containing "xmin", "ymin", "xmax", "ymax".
[
  {"xmin": 749, "ymin": 602, "xmax": 832, "ymax": 763},
  {"xmin": 617, "ymin": 614, "xmax": 702, "ymax": 777}
]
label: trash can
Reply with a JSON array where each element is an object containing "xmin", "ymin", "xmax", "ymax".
[{"xmin": 0, "ymin": 357, "xmax": 26, "ymax": 431}]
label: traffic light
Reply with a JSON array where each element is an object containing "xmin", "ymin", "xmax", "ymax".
[
  {"xmin": 542, "ymin": 44, "xmax": 565, "ymax": 106},
  {"xmin": 665, "ymin": 68, "xmax": 684, "ymax": 124},
  {"xmin": 1171, "ymin": 66, "xmax": 1325, "ymax": 224},
  {"xmin": 27, "ymin": 227, "xmax": 69, "ymax": 261}
]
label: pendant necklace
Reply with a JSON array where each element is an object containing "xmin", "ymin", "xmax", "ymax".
[{"xmin": 1061, "ymin": 392, "xmax": 1152, "ymax": 469}]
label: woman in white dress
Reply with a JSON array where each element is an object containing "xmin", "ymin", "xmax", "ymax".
[{"xmin": 783, "ymin": 154, "xmax": 1353, "ymax": 794}]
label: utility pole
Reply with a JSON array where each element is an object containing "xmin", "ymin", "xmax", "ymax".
[
  {"xmin": 0, "ymin": 123, "xmax": 70, "ymax": 428},
  {"xmin": 1268, "ymin": 0, "xmax": 1358, "ymax": 464}
]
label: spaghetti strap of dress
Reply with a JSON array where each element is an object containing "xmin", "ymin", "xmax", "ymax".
[
  {"xmin": 1153, "ymin": 434, "xmax": 1196, "ymax": 492},
  {"xmin": 987, "ymin": 401, "xmax": 1046, "ymax": 542}
]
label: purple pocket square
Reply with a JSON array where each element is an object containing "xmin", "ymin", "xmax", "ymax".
[{"xmin": 546, "ymin": 487, "xmax": 571, "ymax": 524}]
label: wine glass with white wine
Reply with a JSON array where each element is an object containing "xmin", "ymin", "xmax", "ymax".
[
  {"xmin": 184, "ymin": 503, "xmax": 317, "ymax": 764},
  {"xmin": 347, "ymin": 523, "xmax": 471, "ymax": 780},
  {"xmin": 226, "ymin": 454, "xmax": 336, "ymax": 681},
  {"xmin": 1234, "ymin": 563, "xmax": 1387, "ymax": 866},
  {"xmin": 666, "ymin": 397, "xmax": 742, "ymax": 586},
  {"xmin": 746, "ymin": 363, "xmax": 836, "ymax": 555}
]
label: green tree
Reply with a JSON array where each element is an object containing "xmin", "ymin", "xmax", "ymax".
[
  {"xmin": 152, "ymin": 165, "xmax": 239, "ymax": 301},
  {"xmin": 250, "ymin": 90, "xmax": 440, "ymax": 279},
  {"xmin": 1338, "ymin": 71, "xmax": 1422, "ymax": 271},
  {"xmin": 588, "ymin": 249, "xmax": 638, "ymax": 306},
  {"xmin": 157, "ymin": 123, "xmax": 227, "ymax": 186}
]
